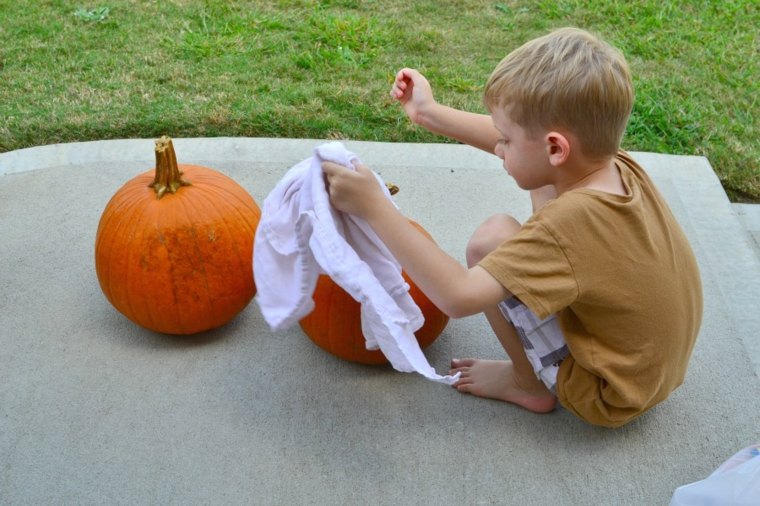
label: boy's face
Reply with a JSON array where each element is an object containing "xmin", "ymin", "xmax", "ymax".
[{"xmin": 491, "ymin": 106, "xmax": 553, "ymax": 190}]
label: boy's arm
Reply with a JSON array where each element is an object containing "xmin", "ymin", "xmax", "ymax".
[
  {"xmin": 391, "ymin": 68, "xmax": 502, "ymax": 155},
  {"xmin": 323, "ymin": 161, "xmax": 511, "ymax": 318},
  {"xmin": 393, "ymin": 68, "xmax": 554, "ymax": 213}
]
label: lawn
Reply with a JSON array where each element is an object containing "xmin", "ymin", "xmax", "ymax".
[{"xmin": 1, "ymin": 0, "xmax": 757, "ymax": 201}]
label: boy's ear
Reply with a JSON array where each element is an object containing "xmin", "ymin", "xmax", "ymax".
[{"xmin": 545, "ymin": 131, "xmax": 571, "ymax": 166}]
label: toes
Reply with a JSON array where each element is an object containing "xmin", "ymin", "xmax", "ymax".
[
  {"xmin": 451, "ymin": 358, "xmax": 477, "ymax": 368},
  {"xmin": 452, "ymin": 374, "xmax": 473, "ymax": 388},
  {"xmin": 449, "ymin": 360, "xmax": 477, "ymax": 377},
  {"xmin": 456, "ymin": 383, "xmax": 473, "ymax": 394},
  {"xmin": 449, "ymin": 366, "xmax": 469, "ymax": 376}
]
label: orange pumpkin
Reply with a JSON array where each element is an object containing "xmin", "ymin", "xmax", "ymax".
[
  {"xmin": 94, "ymin": 136, "xmax": 261, "ymax": 335},
  {"xmin": 299, "ymin": 221, "xmax": 449, "ymax": 364}
]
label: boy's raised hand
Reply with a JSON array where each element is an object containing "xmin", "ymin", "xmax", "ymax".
[{"xmin": 390, "ymin": 68, "xmax": 435, "ymax": 126}]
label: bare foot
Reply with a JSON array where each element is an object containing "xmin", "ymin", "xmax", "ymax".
[{"xmin": 449, "ymin": 358, "xmax": 557, "ymax": 413}]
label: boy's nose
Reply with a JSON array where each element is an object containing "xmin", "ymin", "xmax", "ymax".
[{"xmin": 494, "ymin": 142, "xmax": 504, "ymax": 158}]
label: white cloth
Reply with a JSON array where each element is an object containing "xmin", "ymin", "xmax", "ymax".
[{"xmin": 254, "ymin": 142, "xmax": 458, "ymax": 385}]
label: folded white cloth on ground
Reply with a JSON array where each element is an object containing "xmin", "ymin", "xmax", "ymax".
[{"xmin": 254, "ymin": 141, "xmax": 459, "ymax": 385}]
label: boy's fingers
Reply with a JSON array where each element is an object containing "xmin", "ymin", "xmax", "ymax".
[
  {"xmin": 322, "ymin": 160, "xmax": 368, "ymax": 174},
  {"xmin": 391, "ymin": 68, "xmax": 419, "ymax": 97},
  {"xmin": 391, "ymin": 83, "xmax": 406, "ymax": 98},
  {"xmin": 401, "ymin": 68, "xmax": 421, "ymax": 82},
  {"xmin": 321, "ymin": 161, "xmax": 345, "ymax": 176},
  {"xmin": 321, "ymin": 162, "xmax": 340, "ymax": 189}
]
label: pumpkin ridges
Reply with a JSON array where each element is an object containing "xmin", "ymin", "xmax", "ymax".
[
  {"xmin": 100, "ymin": 171, "xmax": 180, "ymax": 332},
  {"xmin": 192, "ymin": 181, "xmax": 229, "ymax": 328},
  {"xmin": 184, "ymin": 169, "xmax": 256, "ymax": 318},
  {"xmin": 102, "ymin": 182, "xmax": 149, "ymax": 323},
  {"xmin": 325, "ymin": 282, "xmax": 351, "ymax": 357},
  {"xmin": 172, "ymin": 168, "xmax": 232, "ymax": 333},
  {"xmin": 139, "ymin": 180, "xmax": 178, "ymax": 332},
  {"xmin": 99, "ymin": 179, "xmax": 148, "ymax": 329},
  {"xmin": 134, "ymin": 199, "xmax": 166, "ymax": 333},
  {"xmin": 95, "ymin": 138, "xmax": 260, "ymax": 335},
  {"xmin": 174, "ymin": 166, "xmax": 260, "ymax": 232},
  {"xmin": 193, "ymin": 172, "xmax": 261, "ymax": 229},
  {"xmin": 94, "ymin": 200, "xmax": 117, "ymax": 303},
  {"xmin": 197, "ymin": 172, "xmax": 255, "ymax": 322},
  {"xmin": 189, "ymin": 170, "xmax": 260, "ymax": 301},
  {"xmin": 153, "ymin": 164, "xmax": 257, "ymax": 332},
  {"xmin": 142, "ymin": 198, "xmax": 175, "ymax": 332},
  {"xmin": 172, "ymin": 176, "xmax": 216, "ymax": 331},
  {"xmin": 139, "ymin": 186, "xmax": 182, "ymax": 333},
  {"xmin": 165, "ymin": 193, "xmax": 211, "ymax": 333}
]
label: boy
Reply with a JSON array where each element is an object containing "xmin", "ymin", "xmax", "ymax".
[{"xmin": 322, "ymin": 28, "xmax": 702, "ymax": 427}]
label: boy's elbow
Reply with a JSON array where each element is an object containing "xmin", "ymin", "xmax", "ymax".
[
  {"xmin": 438, "ymin": 297, "xmax": 480, "ymax": 319},
  {"xmin": 435, "ymin": 272, "xmax": 500, "ymax": 319},
  {"xmin": 443, "ymin": 306, "xmax": 471, "ymax": 319}
]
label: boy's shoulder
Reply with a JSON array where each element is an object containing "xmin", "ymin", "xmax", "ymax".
[
  {"xmin": 529, "ymin": 153, "xmax": 683, "ymax": 258},
  {"xmin": 532, "ymin": 153, "xmax": 658, "ymax": 230},
  {"xmin": 548, "ymin": 151, "xmax": 654, "ymax": 207}
]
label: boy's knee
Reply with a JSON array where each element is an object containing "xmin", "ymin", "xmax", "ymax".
[{"xmin": 466, "ymin": 214, "xmax": 521, "ymax": 267}]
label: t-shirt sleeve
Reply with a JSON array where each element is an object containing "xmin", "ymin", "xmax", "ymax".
[{"xmin": 478, "ymin": 216, "xmax": 578, "ymax": 319}]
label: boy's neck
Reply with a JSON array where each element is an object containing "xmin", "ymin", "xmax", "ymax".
[{"xmin": 554, "ymin": 155, "xmax": 626, "ymax": 197}]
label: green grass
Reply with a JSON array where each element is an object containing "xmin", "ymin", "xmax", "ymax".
[{"xmin": 1, "ymin": 0, "xmax": 757, "ymax": 201}]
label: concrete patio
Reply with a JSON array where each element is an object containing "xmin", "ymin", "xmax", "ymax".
[{"xmin": 1, "ymin": 138, "xmax": 759, "ymax": 505}]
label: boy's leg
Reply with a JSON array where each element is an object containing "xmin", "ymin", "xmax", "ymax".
[{"xmin": 449, "ymin": 214, "xmax": 557, "ymax": 413}]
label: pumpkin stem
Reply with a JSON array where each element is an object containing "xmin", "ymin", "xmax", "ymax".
[
  {"xmin": 149, "ymin": 136, "xmax": 191, "ymax": 199},
  {"xmin": 386, "ymin": 183, "xmax": 399, "ymax": 195}
]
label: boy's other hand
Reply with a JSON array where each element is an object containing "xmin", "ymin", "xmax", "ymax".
[
  {"xmin": 322, "ymin": 161, "xmax": 388, "ymax": 220},
  {"xmin": 390, "ymin": 68, "xmax": 435, "ymax": 126}
]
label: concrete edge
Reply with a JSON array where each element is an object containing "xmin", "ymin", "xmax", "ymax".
[
  {"xmin": 0, "ymin": 138, "xmax": 722, "ymax": 178},
  {"xmin": 0, "ymin": 137, "xmax": 503, "ymax": 176}
]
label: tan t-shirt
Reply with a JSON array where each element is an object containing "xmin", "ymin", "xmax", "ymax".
[{"xmin": 479, "ymin": 151, "xmax": 703, "ymax": 427}]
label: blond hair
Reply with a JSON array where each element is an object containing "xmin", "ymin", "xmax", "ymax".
[{"xmin": 484, "ymin": 28, "xmax": 633, "ymax": 159}]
